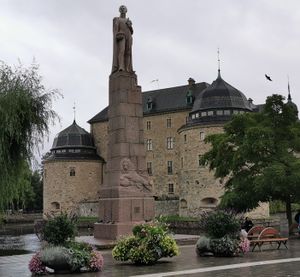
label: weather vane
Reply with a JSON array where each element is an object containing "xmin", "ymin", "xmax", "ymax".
[
  {"xmin": 217, "ymin": 47, "xmax": 220, "ymax": 71},
  {"xmin": 73, "ymin": 102, "xmax": 76, "ymax": 122}
]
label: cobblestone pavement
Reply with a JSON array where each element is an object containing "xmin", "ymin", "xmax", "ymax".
[{"xmin": 1, "ymin": 238, "xmax": 300, "ymax": 277}]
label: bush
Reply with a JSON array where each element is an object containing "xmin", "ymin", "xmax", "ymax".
[
  {"xmin": 39, "ymin": 246, "xmax": 72, "ymax": 271},
  {"xmin": 210, "ymin": 236, "xmax": 239, "ymax": 257},
  {"xmin": 112, "ymin": 222, "xmax": 179, "ymax": 265},
  {"xmin": 199, "ymin": 210, "xmax": 241, "ymax": 239},
  {"xmin": 195, "ymin": 236, "xmax": 212, "ymax": 256},
  {"xmin": 42, "ymin": 212, "xmax": 77, "ymax": 245},
  {"xmin": 30, "ymin": 242, "xmax": 104, "ymax": 274},
  {"xmin": 112, "ymin": 236, "xmax": 138, "ymax": 262},
  {"xmin": 30, "ymin": 214, "xmax": 104, "ymax": 274},
  {"xmin": 67, "ymin": 246, "xmax": 91, "ymax": 272}
]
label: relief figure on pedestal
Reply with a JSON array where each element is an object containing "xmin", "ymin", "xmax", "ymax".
[
  {"xmin": 120, "ymin": 158, "xmax": 152, "ymax": 192},
  {"xmin": 112, "ymin": 5, "xmax": 133, "ymax": 73}
]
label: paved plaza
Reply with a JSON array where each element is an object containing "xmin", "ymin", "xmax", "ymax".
[{"xmin": 1, "ymin": 238, "xmax": 300, "ymax": 277}]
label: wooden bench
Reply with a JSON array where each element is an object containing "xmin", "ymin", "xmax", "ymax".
[
  {"xmin": 247, "ymin": 225, "xmax": 265, "ymax": 240},
  {"xmin": 250, "ymin": 227, "xmax": 288, "ymax": 251}
]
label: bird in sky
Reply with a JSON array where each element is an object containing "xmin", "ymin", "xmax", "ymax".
[{"xmin": 265, "ymin": 74, "xmax": 272, "ymax": 81}]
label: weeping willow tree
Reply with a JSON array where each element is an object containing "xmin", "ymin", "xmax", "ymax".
[{"xmin": 0, "ymin": 61, "xmax": 59, "ymax": 210}]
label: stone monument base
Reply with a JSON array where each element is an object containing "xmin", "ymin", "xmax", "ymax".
[
  {"xmin": 94, "ymin": 222, "xmax": 139, "ymax": 240},
  {"xmin": 94, "ymin": 196, "xmax": 155, "ymax": 240}
]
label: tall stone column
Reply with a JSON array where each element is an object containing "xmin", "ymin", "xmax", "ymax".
[{"xmin": 94, "ymin": 6, "xmax": 154, "ymax": 240}]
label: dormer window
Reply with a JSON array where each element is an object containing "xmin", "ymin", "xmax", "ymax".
[
  {"xmin": 186, "ymin": 92, "xmax": 194, "ymax": 105},
  {"xmin": 147, "ymin": 97, "xmax": 153, "ymax": 111}
]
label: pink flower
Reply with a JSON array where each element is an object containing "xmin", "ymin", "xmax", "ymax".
[
  {"xmin": 28, "ymin": 253, "xmax": 46, "ymax": 275},
  {"xmin": 88, "ymin": 250, "xmax": 104, "ymax": 272},
  {"xmin": 239, "ymin": 238, "xmax": 250, "ymax": 254}
]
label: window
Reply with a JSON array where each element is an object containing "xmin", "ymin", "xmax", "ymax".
[
  {"xmin": 216, "ymin": 110, "xmax": 223, "ymax": 115},
  {"xmin": 146, "ymin": 121, "xmax": 151, "ymax": 130},
  {"xmin": 224, "ymin": 110, "xmax": 230, "ymax": 115},
  {"xmin": 186, "ymin": 95, "xmax": 193, "ymax": 104},
  {"xmin": 233, "ymin": 110, "xmax": 239, "ymax": 114},
  {"xmin": 51, "ymin": 202, "xmax": 60, "ymax": 210},
  {"xmin": 167, "ymin": 161, "xmax": 173, "ymax": 174},
  {"xmin": 184, "ymin": 134, "xmax": 187, "ymax": 143},
  {"xmin": 181, "ymin": 157, "xmax": 184, "ymax": 168},
  {"xmin": 195, "ymin": 113, "xmax": 199, "ymax": 118},
  {"xmin": 168, "ymin": 183, "xmax": 174, "ymax": 194},
  {"xmin": 192, "ymin": 114, "xmax": 196, "ymax": 119},
  {"xmin": 146, "ymin": 139, "xmax": 153, "ymax": 151},
  {"xmin": 198, "ymin": 155, "xmax": 203, "ymax": 166},
  {"xmin": 167, "ymin": 137, "xmax": 174, "ymax": 149},
  {"xmin": 180, "ymin": 199, "xmax": 187, "ymax": 208},
  {"xmin": 201, "ymin": 197, "xmax": 218, "ymax": 206},
  {"xmin": 147, "ymin": 98, "xmax": 153, "ymax": 110},
  {"xmin": 200, "ymin": 132, "xmax": 205, "ymax": 141},
  {"xmin": 167, "ymin": 118, "xmax": 172, "ymax": 128},
  {"xmin": 70, "ymin": 168, "xmax": 76, "ymax": 176},
  {"xmin": 201, "ymin": 112, "xmax": 207, "ymax": 117},
  {"xmin": 147, "ymin": 162, "xmax": 152, "ymax": 175},
  {"xmin": 207, "ymin": 111, "xmax": 214, "ymax": 116}
]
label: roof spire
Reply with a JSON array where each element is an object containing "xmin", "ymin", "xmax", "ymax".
[
  {"xmin": 217, "ymin": 47, "xmax": 221, "ymax": 78},
  {"xmin": 287, "ymin": 75, "xmax": 292, "ymax": 101},
  {"xmin": 73, "ymin": 101, "xmax": 76, "ymax": 122}
]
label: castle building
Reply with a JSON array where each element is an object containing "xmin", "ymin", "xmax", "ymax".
[
  {"xmin": 44, "ymin": 69, "xmax": 296, "ymax": 218},
  {"xmin": 43, "ymin": 120, "xmax": 103, "ymax": 216}
]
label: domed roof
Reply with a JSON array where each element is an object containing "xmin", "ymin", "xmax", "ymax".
[
  {"xmin": 49, "ymin": 120, "xmax": 101, "ymax": 160},
  {"xmin": 51, "ymin": 120, "xmax": 94, "ymax": 150},
  {"xmin": 191, "ymin": 71, "xmax": 252, "ymax": 113}
]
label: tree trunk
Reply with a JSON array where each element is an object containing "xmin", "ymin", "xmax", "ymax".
[{"xmin": 285, "ymin": 196, "xmax": 293, "ymax": 234}]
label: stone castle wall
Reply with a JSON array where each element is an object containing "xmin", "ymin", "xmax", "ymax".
[
  {"xmin": 90, "ymin": 112, "xmax": 269, "ymax": 218},
  {"xmin": 178, "ymin": 125, "xmax": 225, "ymax": 217},
  {"xmin": 155, "ymin": 199, "xmax": 179, "ymax": 216},
  {"xmin": 43, "ymin": 160, "xmax": 102, "ymax": 216}
]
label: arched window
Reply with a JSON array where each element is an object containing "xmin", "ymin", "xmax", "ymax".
[
  {"xmin": 201, "ymin": 197, "xmax": 218, "ymax": 206},
  {"xmin": 180, "ymin": 199, "xmax": 187, "ymax": 209},
  {"xmin": 51, "ymin": 202, "xmax": 60, "ymax": 210},
  {"xmin": 70, "ymin": 167, "xmax": 76, "ymax": 176}
]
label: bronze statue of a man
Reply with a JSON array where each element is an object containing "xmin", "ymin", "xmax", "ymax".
[{"xmin": 111, "ymin": 5, "xmax": 133, "ymax": 73}]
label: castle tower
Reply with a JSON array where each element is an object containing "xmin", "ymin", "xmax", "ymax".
[{"xmin": 94, "ymin": 6, "xmax": 154, "ymax": 240}]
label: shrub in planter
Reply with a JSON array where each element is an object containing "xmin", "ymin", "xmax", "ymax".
[
  {"xmin": 112, "ymin": 236, "xmax": 138, "ymax": 262},
  {"xmin": 210, "ymin": 236, "xmax": 239, "ymax": 257},
  {"xmin": 39, "ymin": 246, "xmax": 72, "ymax": 271},
  {"xmin": 29, "ymin": 213, "xmax": 104, "ymax": 275},
  {"xmin": 112, "ymin": 222, "xmax": 179, "ymax": 265},
  {"xmin": 42, "ymin": 212, "xmax": 77, "ymax": 245},
  {"xmin": 195, "ymin": 236, "xmax": 212, "ymax": 256},
  {"xmin": 29, "ymin": 243, "xmax": 104, "ymax": 274},
  {"xmin": 199, "ymin": 210, "xmax": 241, "ymax": 239}
]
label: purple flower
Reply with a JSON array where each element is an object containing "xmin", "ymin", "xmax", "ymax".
[
  {"xmin": 28, "ymin": 253, "xmax": 47, "ymax": 275},
  {"xmin": 88, "ymin": 250, "xmax": 104, "ymax": 272}
]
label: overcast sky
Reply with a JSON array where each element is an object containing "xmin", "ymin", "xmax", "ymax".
[{"xmin": 1, "ymin": 0, "xmax": 299, "ymax": 163}]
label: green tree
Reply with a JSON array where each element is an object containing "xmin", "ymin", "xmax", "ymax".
[
  {"xmin": 201, "ymin": 94, "xmax": 300, "ymax": 228},
  {"xmin": 0, "ymin": 61, "xmax": 59, "ymax": 210}
]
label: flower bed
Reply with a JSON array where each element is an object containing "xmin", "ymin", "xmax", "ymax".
[
  {"xmin": 196, "ymin": 210, "xmax": 250, "ymax": 257},
  {"xmin": 112, "ymin": 221, "xmax": 179, "ymax": 265},
  {"xmin": 29, "ymin": 213, "xmax": 104, "ymax": 275}
]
